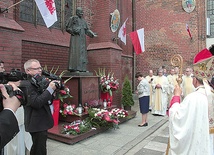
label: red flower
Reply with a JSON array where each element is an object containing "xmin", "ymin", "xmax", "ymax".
[
  {"xmin": 67, "ymin": 111, "xmax": 73, "ymax": 115},
  {"xmin": 60, "ymin": 90, "xmax": 67, "ymax": 95},
  {"xmin": 63, "ymin": 103, "xmax": 68, "ymax": 108},
  {"xmin": 63, "ymin": 110, "xmax": 67, "ymax": 115}
]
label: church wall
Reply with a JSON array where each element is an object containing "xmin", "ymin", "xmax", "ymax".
[
  {"xmin": 0, "ymin": 27, "xmax": 23, "ymax": 70},
  {"xmin": 135, "ymin": 0, "xmax": 206, "ymax": 77},
  {"xmin": 0, "ymin": 0, "xmax": 208, "ymax": 105},
  {"xmin": 22, "ymin": 41, "xmax": 69, "ymax": 73},
  {"xmin": 136, "ymin": 0, "xmax": 206, "ymax": 75}
]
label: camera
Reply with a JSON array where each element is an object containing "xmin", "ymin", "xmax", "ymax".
[
  {"xmin": 0, "ymin": 69, "xmax": 28, "ymax": 111},
  {"xmin": 29, "ymin": 70, "xmax": 64, "ymax": 94},
  {"xmin": 41, "ymin": 70, "xmax": 65, "ymax": 90}
]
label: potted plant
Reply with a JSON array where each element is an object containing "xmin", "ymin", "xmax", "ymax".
[{"xmin": 121, "ymin": 76, "xmax": 134, "ymax": 110}]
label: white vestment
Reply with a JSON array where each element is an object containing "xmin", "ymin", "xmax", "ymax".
[
  {"xmin": 167, "ymin": 74, "xmax": 177, "ymax": 107},
  {"xmin": 151, "ymin": 75, "xmax": 169, "ymax": 116},
  {"xmin": 181, "ymin": 75, "xmax": 195, "ymax": 98},
  {"xmin": 169, "ymin": 87, "xmax": 213, "ymax": 155},
  {"xmin": 145, "ymin": 75, "xmax": 156, "ymax": 108},
  {"xmin": 4, "ymin": 106, "xmax": 32, "ymax": 155}
]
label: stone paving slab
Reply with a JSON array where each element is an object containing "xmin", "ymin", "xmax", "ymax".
[{"xmin": 133, "ymin": 122, "xmax": 169, "ymax": 155}]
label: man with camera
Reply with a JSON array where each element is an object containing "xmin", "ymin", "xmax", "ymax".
[
  {"xmin": 0, "ymin": 61, "xmax": 5, "ymax": 73},
  {"xmin": 0, "ymin": 83, "xmax": 21, "ymax": 150},
  {"xmin": 20, "ymin": 59, "xmax": 60, "ymax": 155}
]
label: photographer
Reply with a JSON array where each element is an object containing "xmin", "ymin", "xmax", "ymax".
[
  {"xmin": 0, "ymin": 83, "xmax": 21, "ymax": 150},
  {"xmin": 20, "ymin": 59, "xmax": 60, "ymax": 155},
  {"xmin": 0, "ymin": 60, "xmax": 5, "ymax": 73}
]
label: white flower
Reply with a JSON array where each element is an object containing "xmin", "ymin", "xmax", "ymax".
[{"xmin": 106, "ymin": 85, "xmax": 111, "ymax": 90}]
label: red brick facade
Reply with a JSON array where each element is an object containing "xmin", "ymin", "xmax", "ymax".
[
  {"xmin": 0, "ymin": 0, "xmax": 207, "ymax": 106},
  {"xmin": 135, "ymin": 0, "xmax": 206, "ymax": 76}
]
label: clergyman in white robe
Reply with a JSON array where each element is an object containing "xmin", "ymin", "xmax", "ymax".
[
  {"xmin": 151, "ymin": 69, "xmax": 169, "ymax": 116},
  {"xmin": 169, "ymin": 86, "xmax": 213, "ymax": 155}
]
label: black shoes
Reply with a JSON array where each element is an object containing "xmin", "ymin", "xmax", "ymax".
[{"xmin": 138, "ymin": 122, "xmax": 148, "ymax": 127}]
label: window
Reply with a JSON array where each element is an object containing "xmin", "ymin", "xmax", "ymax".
[
  {"xmin": 19, "ymin": 0, "xmax": 73, "ymax": 30},
  {"xmin": 207, "ymin": 0, "xmax": 214, "ymax": 37}
]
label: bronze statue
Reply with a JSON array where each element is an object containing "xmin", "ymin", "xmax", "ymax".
[{"xmin": 66, "ymin": 7, "xmax": 97, "ymax": 72}]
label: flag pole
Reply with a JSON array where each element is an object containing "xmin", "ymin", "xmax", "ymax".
[{"xmin": 0, "ymin": 0, "xmax": 25, "ymax": 13}]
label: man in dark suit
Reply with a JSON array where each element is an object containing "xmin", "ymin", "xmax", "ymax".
[
  {"xmin": 21, "ymin": 59, "xmax": 60, "ymax": 155},
  {"xmin": 0, "ymin": 83, "xmax": 21, "ymax": 149}
]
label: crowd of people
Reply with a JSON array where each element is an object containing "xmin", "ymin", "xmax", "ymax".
[
  {"xmin": 0, "ymin": 59, "xmax": 60, "ymax": 155},
  {"xmin": 135, "ymin": 45, "xmax": 214, "ymax": 154},
  {"xmin": 136, "ymin": 64, "xmax": 196, "ymax": 120},
  {"xmin": 1, "ymin": 45, "xmax": 214, "ymax": 155}
]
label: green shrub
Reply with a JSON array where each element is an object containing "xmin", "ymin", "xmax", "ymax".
[{"xmin": 121, "ymin": 76, "xmax": 134, "ymax": 107}]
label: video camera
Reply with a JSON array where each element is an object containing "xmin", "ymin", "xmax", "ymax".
[
  {"xmin": 42, "ymin": 70, "xmax": 65, "ymax": 90},
  {"xmin": 0, "ymin": 69, "xmax": 28, "ymax": 111},
  {"xmin": 0, "ymin": 69, "xmax": 65, "ymax": 111},
  {"xmin": 29, "ymin": 70, "xmax": 64, "ymax": 94}
]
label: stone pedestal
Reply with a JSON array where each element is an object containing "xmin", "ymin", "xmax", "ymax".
[{"xmin": 61, "ymin": 73, "xmax": 100, "ymax": 108}]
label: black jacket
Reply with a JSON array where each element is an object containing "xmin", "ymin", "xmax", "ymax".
[
  {"xmin": 20, "ymin": 80, "xmax": 54, "ymax": 132},
  {"xmin": 0, "ymin": 109, "xmax": 19, "ymax": 149}
]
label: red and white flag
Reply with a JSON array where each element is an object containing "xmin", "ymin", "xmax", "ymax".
[
  {"xmin": 129, "ymin": 28, "xmax": 145, "ymax": 54},
  {"xmin": 118, "ymin": 18, "xmax": 128, "ymax": 45},
  {"xmin": 186, "ymin": 24, "xmax": 192, "ymax": 39},
  {"xmin": 35, "ymin": 0, "xmax": 57, "ymax": 28}
]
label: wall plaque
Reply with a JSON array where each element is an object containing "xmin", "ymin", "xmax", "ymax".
[
  {"xmin": 110, "ymin": 9, "xmax": 120, "ymax": 32},
  {"xmin": 182, "ymin": 0, "xmax": 196, "ymax": 13}
]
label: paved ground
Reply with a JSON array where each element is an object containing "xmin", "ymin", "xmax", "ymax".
[{"xmin": 47, "ymin": 97, "xmax": 169, "ymax": 155}]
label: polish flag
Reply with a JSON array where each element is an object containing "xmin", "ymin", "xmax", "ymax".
[
  {"xmin": 186, "ymin": 24, "xmax": 192, "ymax": 39},
  {"xmin": 130, "ymin": 28, "xmax": 145, "ymax": 54},
  {"xmin": 118, "ymin": 18, "xmax": 128, "ymax": 45},
  {"xmin": 35, "ymin": 0, "xmax": 57, "ymax": 28}
]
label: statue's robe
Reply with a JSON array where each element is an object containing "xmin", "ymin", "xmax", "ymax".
[{"xmin": 66, "ymin": 15, "xmax": 94, "ymax": 72}]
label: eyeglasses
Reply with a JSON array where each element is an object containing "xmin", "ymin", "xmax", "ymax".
[
  {"xmin": 191, "ymin": 75, "xmax": 195, "ymax": 78},
  {"xmin": 29, "ymin": 67, "xmax": 43, "ymax": 71}
]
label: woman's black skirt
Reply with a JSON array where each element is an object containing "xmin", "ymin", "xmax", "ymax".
[{"xmin": 139, "ymin": 96, "xmax": 150, "ymax": 114}]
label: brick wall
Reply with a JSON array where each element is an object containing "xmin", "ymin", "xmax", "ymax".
[
  {"xmin": 0, "ymin": 0, "xmax": 208, "ymax": 106},
  {"xmin": 0, "ymin": 28, "xmax": 23, "ymax": 70},
  {"xmin": 135, "ymin": 0, "xmax": 206, "ymax": 77},
  {"xmin": 22, "ymin": 41, "xmax": 69, "ymax": 74}
]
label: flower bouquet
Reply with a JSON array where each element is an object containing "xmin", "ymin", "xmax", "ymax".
[
  {"xmin": 85, "ymin": 108, "xmax": 128, "ymax": 129},
  {"xmin": 86, "ymin": 108, "xmax": 118, "ymax": 129},
  {"xmin": 61, "ymin": 120, "xmax": 91, "ymax": 135},
  {"xmin": 61, "ymin": 108, "xmax": 129, "ymax": 135},
  {"xmin": 59, "ymin": 103, "xmax": 76, "ymax": 117},
  {"xmin": 43, "ymin": 66, "xmax": 73, "ymax": 117},
  {"xmin": 56, "ymin": 76, "xmax": 73, "ymax": 117},
  {"xmin": 95, "ymin": 68, "xmax": 119, "ymax": 96},
  {"xmin": 110, "ymin": 108, "xmax": 129, "ymax": 118}
]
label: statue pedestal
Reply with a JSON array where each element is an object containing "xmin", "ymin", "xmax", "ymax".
[{"xmin": 62, "ymin": 73, "xmax": 99, "ymax": 107}]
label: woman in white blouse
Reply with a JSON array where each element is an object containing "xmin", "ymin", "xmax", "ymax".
[{"xmin": 135, "ymin": 72, "xmax": 150, "ymax": 127}]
